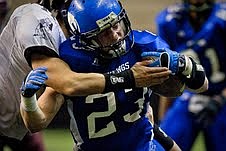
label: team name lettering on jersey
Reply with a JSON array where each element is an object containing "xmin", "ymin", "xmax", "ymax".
[{"xmin": 108, "ymin": 62, "xmax": 130, "ymax": 74}]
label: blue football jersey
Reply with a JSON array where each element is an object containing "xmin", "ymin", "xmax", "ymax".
[
  {"xmin": 156, "ymin": 2, "xmax": 226, "ymax": 95},
  {"xmin": 157, "ymin": 3, "xmax": 226, "ymax": 151},
  {"xmin": 59, "ymin": 30, "xmax": 169, "ymax": 151}
]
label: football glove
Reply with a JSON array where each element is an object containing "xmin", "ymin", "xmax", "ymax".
[
  {"xmin": 21, "ymin": 67, "xmax": 48, "ymax": 98},
  {"xmin": 188, "ymin": 94, "xmax": 211, "ymax": 115},
  {"xmin": 141, "ymin": 49, "xmax": 192, "ymax": 76},
  {"xmin": 195, "ymin": 95, "xmax": 226, "ymax": 127}
]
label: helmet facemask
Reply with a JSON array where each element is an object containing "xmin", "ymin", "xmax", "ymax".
[
  {"xmin": 83, "ymin": 9, "xmax": 132, "ymax": 59},
  {"xmin": 184, "ymin": 0, "xmax": 214, "ymax": 31},
  {"xmin": 188, "ymin": 3, "xmax": 213, "ymax": 13}
]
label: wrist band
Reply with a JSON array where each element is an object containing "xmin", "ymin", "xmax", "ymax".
[
  {"xmin": 153, "ymin": 124, "xmax": 174, "ymax": 151},
  {"xmin": 21, "ymin": 94, "xmax": 39, "ymax": 112},
  {"xmin": 182, "ymin": 56, "xmax": 193, "ymax": 77},
  {"xmin": 103, "ymin": 69, "xmax": 135, "ymax": 92},
  {"xmin": 184, "ymin": 58, "xmax": 206, "ymax": 90}
]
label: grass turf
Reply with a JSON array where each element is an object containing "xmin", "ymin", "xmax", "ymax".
[{"xmin": 4, "ymin": 129, "xmax": 205, "ymax": 151}]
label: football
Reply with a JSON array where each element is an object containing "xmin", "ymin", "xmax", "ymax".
[{"xmin": 150, "ymin": 75, "xmax": 185, "ymax": 98}]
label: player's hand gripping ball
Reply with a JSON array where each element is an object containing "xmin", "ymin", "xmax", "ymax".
[{"xmin": 141, "ymin": 51, "xmax": 185, "ymax": 97}]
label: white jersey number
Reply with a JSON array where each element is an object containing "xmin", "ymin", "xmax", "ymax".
[{"xmin": 85, "ymin": 88, "xmax": 147, "ymax": 139}]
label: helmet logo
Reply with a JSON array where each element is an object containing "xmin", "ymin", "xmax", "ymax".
[
  {"xmin": 33, "ymin": 18, "xmax": 53, "ymax": 39},
  {"xmin": 68, "ymin": 12, "xmax": 80, "ymax": 33},
  {"xmin": 96, "ymin": 12, "xmax": 117, "ymax": 31}
]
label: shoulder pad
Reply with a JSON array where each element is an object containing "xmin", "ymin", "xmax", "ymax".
[
  {"xmin": 156, "ymin": 4, "xmax": 185, "ymax": 24},
  {"xmin": 166, "ymin": 4, "xmax": 185, "ymax": 14},
  {"xmin": 132, "ymin": 30, "xmax": 158, "ymax": 44},
  {"xmin": 215, "ymin": 3, "xmax": 226, "ymax": 21},
  {"xmin": 131, "ymin": 30, "xmax": 170, "ymax": 52}
]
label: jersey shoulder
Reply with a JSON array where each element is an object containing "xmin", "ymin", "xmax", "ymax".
[
  {"xmin": 131, "ymin": 30, "xmax": 170, "ymax": 52},
  {"xmin": 14, "ymin": 4, "xmax": 65, "ymax": 63},
  {"xmin": 214, "ymin": 2, "xmax": 226, "ymax": 23},
  {"xmin": 15, "ymin": 4, "xmax": 53, "ymax": 36},
  {"xmin": 16, "ymin": 4, "xmax": 64, "ymax": 44},
  {"xmin": 156, "ymin": 4, "xmax": 185, "ymax": 26},
  {"xmin": 132, "ymin": 30, "xmax": 157, "ymax": 44},
  {"xmin": 59, "ymin": 36, "xmax": 99, "ymax": 72}
]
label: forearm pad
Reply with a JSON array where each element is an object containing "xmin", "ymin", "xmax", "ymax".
[
  {"xmin": 181, "ymin": 57, "xmax": 206, "ymax": 90},
  {"xmin": 103, "ymin": 69, "xmax": 135, "ymax": 93},
  {"xmin": 153, "ymin": 124, "xmax": 174, "ymax": 151}
]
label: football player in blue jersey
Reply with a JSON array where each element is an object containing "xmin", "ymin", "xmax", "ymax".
[
  {"xmin": 20, "ymin": 0, "xmax": 208, "ymax": 150},
  {"xmin": 0, "ymin": 0, "xmax": 8, "ymax": 32},
  {"xmin": 155, "ymin": 0, "xmax": 226, "ymax": 150}
]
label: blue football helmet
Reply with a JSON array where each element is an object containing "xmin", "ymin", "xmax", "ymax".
[
  {"xmin": 183, "ymin": 0, "xmax": 214, "ymax": 31},
  {"xmin": 183, "ymin": 0, "xmax": 214, "ymax": 12},
  {"xmin": 67, "ymin": 0, "xmax": 133, "ymax": 59}
]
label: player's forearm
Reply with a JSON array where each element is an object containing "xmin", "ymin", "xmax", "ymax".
[
  {"xmin": 158, "ymin": 97, "xmax": 173, "ymax": 121},
  {"xmin": 31, "ymin": 55, "xmax": 171, "ymax": 96},
  {"xmin": 153, "ymin": 124, "xmax": 182, "ymax": 151},
  {"xmin": 55, "ymin": 71, "xmax": 105, "ymax": 96},
  {"xmin": 182, "ymin": 57, "xmax": 208, "ymax": 93},
  {"xmin": 20, "ymin": 106, "xmax": 47, "ymax": 133},
  {"xmin": 31, "ymin": 55, "xmax": 105, "ymax": 96},
  {"xmin": 20, "ymin": 88, "xmax": 64, "ymax": 132},
  {"xmin": 186, "ymin": 76, "xmax": 208, "ymax": 93},
  {"xmin": 169, "ymin": 141, "xmax": 182, "ymax": 151}
]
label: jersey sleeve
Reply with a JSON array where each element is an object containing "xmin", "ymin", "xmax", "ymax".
[
  {"xmin": 155, "ymin": 4, "xmax": 185, "ymax": 50},
  {"xmin": 215, "ymin": 2, "xmax": 226, "ymax": 31},
  {"xmin": 15, "ymin": 7, "xmax": 66, "ymax": 66}
]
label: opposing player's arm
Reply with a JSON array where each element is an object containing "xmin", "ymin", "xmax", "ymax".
[
  {"xmin": 31, "ymin": 53, "xmax": 171, "ymax": 96},
  {"xmin": 31, "ymin": 54, "xmax": 105, "ymax": 96},
  {"xmin": 20, "ymin": 87, "xmax": 64, "ymax": 133},
  {"xmin": 21, "ymin": 60, "xmax": 171, "ymax": 132}
]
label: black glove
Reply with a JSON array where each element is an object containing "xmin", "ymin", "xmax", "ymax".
[{"xmin": 195, "ymin": 95, "xmax": 226, "ymax": 127}]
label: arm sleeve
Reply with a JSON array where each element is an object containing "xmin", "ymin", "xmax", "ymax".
[{"xmin": 15, "ymin": 6, "xmax": 66, "ymax": 66}]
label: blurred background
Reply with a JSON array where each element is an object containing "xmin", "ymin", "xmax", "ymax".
[
  {"xmin": 1, "ymin": 0, "xmax": 208, "ymax": 150},
  {"xmin": 2, "ymin": 0, "xmax": 181, "ymax": 32}
]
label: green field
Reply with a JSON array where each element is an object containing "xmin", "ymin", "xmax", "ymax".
[
  {"xmin": 43, "ymin": 129, "xmax": 73, "ymax": 151},
  {"xmin": 4, "ymin": 128, "xmax": 205, "ymax": 151},
  {"xmin": 43, "ymin": 129, "xmax": 206, "ymax": 151}
]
